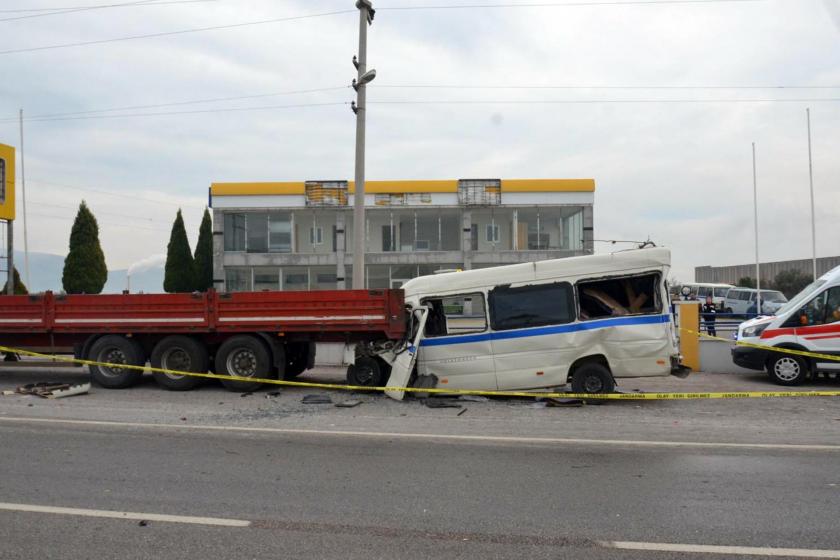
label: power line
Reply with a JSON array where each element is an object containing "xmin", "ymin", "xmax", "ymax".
[
  {"xmin": 369, "ymin": 97, "xmax": 840, "ymax": 104},
  {"xmin": 30, "ymin": 211, "xmax": 169, "ymax": 232},
  {"xmin": 0, "ymin": 9, "xmax": 355, "ymax": 55},
  {"xmin": 30, "ymin": 179, "xmax": 206, "ymax": 210},
  {"xmin": 0, "ymin": 87, "xmax": 348, "ymax": 122},
  {"xmin": 379, "ymin": 0, "xmax": 764, "ymax": 10},
  {"xmin": 377, "ymin": 84, "xmax": 840, "ymax": 90},
  {"xmin": 0, "ymin": 1, "xmax": 211, "ymax": 13},
  {"xmin": 0, "ymin": 0, "xmax": 215, "ymax": 23},
  {"xmin": 29, "ymin": 199, "xmax": 173, "ymax": 224},
  {"xmin": 16, "ymin": 101, "xmax": 349, "ymax": 123}
]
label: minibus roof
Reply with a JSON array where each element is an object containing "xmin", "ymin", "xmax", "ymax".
[{"xmin": 402, "ymin": 247, "xmax": 671, "ymax": 298}]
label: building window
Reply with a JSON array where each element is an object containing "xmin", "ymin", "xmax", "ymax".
[
  {"xmin": 247, "ymin": 213, "xmax": 268, "ymax": 253},
  {"xmin": 268, "ymin": 213, "xmax": 292, "ymax": 253},
  {"xmin": 225, "ymin": 268, "xmax": 252, "ymax": 292},
  {"xmin": 224, "ymin": 213, "xmax": 246, "ymax": 251},
  {"xmin": 283, "ymin": 267, "xmax": 310, "ymax": 291},
  {"xmin": 486, "ymin": 223, "xmax": 500, "ymax": 244},
  {"xmin": 253, "ymin": 268, "xmax": 280, "ymax": 291},
  {"xmin": 310, "ymin": 226, "xmax": 323, "ymax": 245},
  {"xmin": 489, "ymin": 282, "xmax": 575, "ymax": 331}
]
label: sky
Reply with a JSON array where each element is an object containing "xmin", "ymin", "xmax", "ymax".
[{"xmin": 0, "ymin": 0, "xmax": 838, "ymax": 283}]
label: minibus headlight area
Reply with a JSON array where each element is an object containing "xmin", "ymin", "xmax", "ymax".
[{"xmin": 742, "ymin": 323, "xmax": 769, "ymax": 338}]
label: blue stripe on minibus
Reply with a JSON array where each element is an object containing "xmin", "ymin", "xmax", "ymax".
[{"xmin": 419, "ymin": 314, "xmax": 671, "ymax": 347}]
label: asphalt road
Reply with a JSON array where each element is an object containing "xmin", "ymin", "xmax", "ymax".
[
  {"xmin": 2, "ymin": 367, "xmax": 840, "ymax": 558},
  {"xmin": 1, "ymin": 418, "xmax": 840, "ymax": 559}
]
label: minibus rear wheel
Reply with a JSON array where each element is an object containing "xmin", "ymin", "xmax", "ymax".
[{"xmin": 571, "ymin": 363, "xmax": 615, "ymax": 395}]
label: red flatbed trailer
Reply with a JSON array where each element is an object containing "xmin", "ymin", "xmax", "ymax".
[{"xmin": 0, "ymin": 289, "xmax": 406, "ymax": 391}]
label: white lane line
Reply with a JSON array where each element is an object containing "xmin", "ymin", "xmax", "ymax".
[
  {"xmin": 0, "ymin": 502, "xmax": 250, "ymax": 527},
  {"xmin": 1, "ymin": 416, "xmax": 839, "ymax": 451},
  {"xmin": 602, "ymin": 540, "xmax": 840, "ymax": 558}
]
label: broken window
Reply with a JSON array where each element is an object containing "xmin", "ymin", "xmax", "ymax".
[
  {"xmin": 423, "ymin": 293, "xmax": 487, "ymax": 337},
  {"xmin": 489, "ymin": 282, "xmax": 575, "ymax": 331},
  {"xmin": 577, "ymin": 273, "xmax": 661, "ymax": 321}
]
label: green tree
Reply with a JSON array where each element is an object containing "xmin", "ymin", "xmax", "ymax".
[
  {"xmin": 2, "ymin": 267, "xmax": 28, "ymax": 295},
  {"xmin": 736, "ymin": 276, "xmax": 756, "ymax": 288},
  {"xmin": 62, "ymin": 201, "xmax": 108, "ymax": 294},
  {"xmin": 164, "ymin": 209, "xmax": 195, "ymax": 293},
  {"xmin": 192, "ymin": 208, "xmax": 213, "ymax": 292},
  {"xmin": 773, "ymin": 269, "xmax": 813, "ymax": 299}
]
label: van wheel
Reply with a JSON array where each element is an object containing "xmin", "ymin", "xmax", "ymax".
[
  {"xmin": 768, "ymin": 354, "xmax": 807, "ymax": 386},
  {"xmin": 151, "ymin": 336, "xmax": 207, "ymax": 391},
  {"xmin": 347, "ymin": 356, "xmax": 383, "ymax": 387},
  {"xmin": 571, "ymin": 363, "xmax": 615, "ymax": 395},
  {"xmin": 215, "ymin": 336, "xmax": 272, "ymax": 392},
  {"xmin": 88, "ymin": 335, "xmax": 145, "ymax": 389}
]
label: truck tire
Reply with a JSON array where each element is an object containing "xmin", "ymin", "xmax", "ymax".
[
  {"xmin": 767, "ymin": 354, "xmax": 807, "ymax": 386},
  {"xmin": 284, "ymin": 343, "xmax": 308, "ymax": 379},
  {"xmin": 570, "ymin": 362, "xmax": 615, "ymax": 395},
  {"xmin": 150, "ymin": 336, "xmax": 208, "ymax": 391},
  {"xmin": 88, "ymin": 335, "xmax": 145, "ymax": 389},
  {"xmin": 347, "ymin": 356, "xmax": 384, "ymax": 387},
  {"xmin": 215, "ymin": 335, "xmax": 272, "ymax": 392}
]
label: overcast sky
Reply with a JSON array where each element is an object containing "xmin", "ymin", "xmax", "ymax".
[{"xmin": 0, "ymin": 0, "xmax": 838, "ymax": 281}]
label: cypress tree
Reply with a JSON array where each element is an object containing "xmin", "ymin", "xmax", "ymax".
[
  {"xmin": 62, "ymin": 201, "xmax": 108, "ymax": 294},
  {"xmin": 2, "ymin": 267, "xmax": 28, "ymax": 295},
  {"xmin": 193, "ymin": 208, "xmax": 213, "ymax": 292},
  {"xmin": 164, "ymin": 209, "xmax": 195, "ymax": 293}
]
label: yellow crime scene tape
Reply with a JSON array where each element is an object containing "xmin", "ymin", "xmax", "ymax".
[{"xmin": 2, "ymin": 330, "xmax": 840, "ymax": 400}]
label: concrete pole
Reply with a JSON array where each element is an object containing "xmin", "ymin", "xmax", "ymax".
[
  {"xmin": 806, "ymin": 108, "xmax": 817, "ymax": 280},
  {"xmin": 752, "ymin": 142, "xmax": 761, "ymax": 315},
  {"xmin": 6, "ymin": 220, "xmax": 13, "ymax": 295},
  {"xmin": 19, "ymin": 109, "xmax": 30, "ymax": 288},
  {"xmin": 352, "ymin": 2, "xmax": 372, "ymax": 290}
]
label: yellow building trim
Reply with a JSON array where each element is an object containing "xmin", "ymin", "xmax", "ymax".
[
  {"xmin": 0, "ymin": 143, "xmax": 16, "ymax": 221},
  {"xmin": 211, "ymin": 178, "xmax": 595, "ymax": 197},
  {"xmin": 501, "ymin": 179, "xmax": 595, "ymax": 192}
]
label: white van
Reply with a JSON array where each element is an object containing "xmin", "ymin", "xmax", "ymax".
[
  {"xmin": 347, "ymin": 248, "xmax": 685, "ymax": 400},
  {"xmin": 680, "ymin": 282, "xmax": 734, "ymax": 309},
  {"xmin": 733, "ymin": 265, "xmax": 840, "ymax": 385},
  {"xmin": 723, "ymin": 287, "xmax": 788, "ymax": 315}
]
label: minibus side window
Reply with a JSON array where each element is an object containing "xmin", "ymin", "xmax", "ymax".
[
  {"xmin": 422, "ymin": 293, "xmax": 487, "ymax": 337},
  {"xmin": 577, "ymin": 273, "xmax": 661, "ymax": 320},
  {"xmin": 488, "ymin": 282, "xmax": 574, "ymax": 331}
]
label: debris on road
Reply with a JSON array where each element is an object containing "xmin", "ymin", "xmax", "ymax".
[
  {"xmin": 545, "ymin": 398, "xmax": 585, "ymax": 407},
  {"xmin": 240, "ymin": 391, "xmax": 254, "ymax": 398},
  {"xmin": 15, "ymin": 381, "xmax": 90, "ymax": 399},
  {"xmin": 457, "ymin": 408, "xmax": 467, "ymax": 416},
  {"xmin": 265, "ymin": 391, "xmax": 282, "ymax": 399},
  {"xmin": 302, "ymin": 394, "xmax": 333, "ymax": 404},
  {"xmin": 138, "ymin": 520, "xmax": 149, "ymax": 527},
  {"xmin": 458, "ymin": 395, "xmax": 489, "ymax": 403},
  {"xmin": 424, "ymin": 398, "xmax": 462, "ymax": 409},
  {"xmin": 335, "ymin": 399, "xmax": 362, "ymax": 408}
]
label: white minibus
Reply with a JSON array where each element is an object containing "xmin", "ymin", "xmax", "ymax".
[{"xmin": 347, "ymin": 248, "xmax": 685, "ymax": 400}]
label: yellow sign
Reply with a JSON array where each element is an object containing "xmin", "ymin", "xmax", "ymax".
[{"xmin": 0, "ymin": 143, "xmax": 15, "ymax": 220}]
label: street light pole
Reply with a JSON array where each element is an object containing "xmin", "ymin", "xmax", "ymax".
[
  {"xmin": 752, "ymin": 142, "xmax": 761, "ymax": 315},
  {"xmin": 352, "ymin": 0, "xmax": 375, "ymax": 290},
  {"xmin": 806, "ymin": 108, "xmax": 817, "ymax": 281}
]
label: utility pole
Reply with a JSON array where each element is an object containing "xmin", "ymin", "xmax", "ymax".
[
  {"xmin": 19, "ymin": 109, "xmax": 29, "ymax": 288},
  {"xmin": 806, "ymin": 108, "xmax": 817, "ymax": 281},
  {"xmin": 752, "ymin": 142, "xmax": 761, "ymax": 315},
  {"xmin": 351, "ymin": 0, "xmax": 376, "ymax": 290}
]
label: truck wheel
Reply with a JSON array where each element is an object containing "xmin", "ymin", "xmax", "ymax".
[
  {"xmin": 88, "ymin": 335, "xmax": 145, "ymax": 389},
  {"xmin": 768, "ymin": 354, "xmax": 807, "ymax": 386},
  {"xmin": 151, "ymin": 336, "xmax": 208, "ymax": 391},
  {"xmin": 215, "ymin": 336, "xmax": 271, "ymax": 392},
  {"xmin": 570, "ymin": 362, "xmax": 615, "ymax": 395},
  {"xmin": 284, "ymin": 343, "xmax": 308, "ymax": 379},
  {"xmin": 347, "ymin": 356, "xmax": 384, "ymax": 387}
]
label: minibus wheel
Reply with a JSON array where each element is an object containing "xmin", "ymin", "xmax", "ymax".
[
  {"xmin": 571, "ymin": 363, "xmax": 615, "ymax": 395},
  {"xmin": 767, "ymin": 354, "xmax": 807, "ymax": 386},
  {"xmin": 347, "ymin": 356, "xmax": 384, "ymax": 388}
]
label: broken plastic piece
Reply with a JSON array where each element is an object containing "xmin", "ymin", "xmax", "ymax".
[
  {"xmin": 16, "ymin": 382, "xmax": 90, "ymax": 399},
  {"xmin": 302, "ymin": 394, "xmax": 333, "ymax": 404},
  {"xmin": 335, "ymin": 399, "xmax": 362, "ymax": 408},
  {"xmin": 458, "ymin": 395, "xmax": 489, "ymax": 403},
  {"xmin": 424, "ymin": 398, "xmax": 462, "ymax": 409}
]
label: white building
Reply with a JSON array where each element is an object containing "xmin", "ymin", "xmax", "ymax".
[{"xmin": 210, "ymin": 178, "xmax": 594, "ymax": 291}]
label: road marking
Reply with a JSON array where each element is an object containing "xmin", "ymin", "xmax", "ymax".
[
  {"xmin": 1, "ymin": 416, "xmax": 839, "ymax": 451},
  {"xmin": 602, "ymin": 540, "xmax": 840, "ymax": 558},
  {"xmin": 0, "ymin": 502, "xmax": 250, "ymax": 527}
]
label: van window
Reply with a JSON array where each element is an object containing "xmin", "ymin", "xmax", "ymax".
[
  {"xmin": 794, "ymin": 287, "xmax": 840, "ymax": 327},
  {"xmin": 714, "ymin": 288, "xmax": 730, "ymax": 298},
  {"xmin": 738, "ymin": 291, "xmax": 751, "ymax": 301},
  {"xmin": 423, "ymin": 293, "xmax": 487, "ymax": 337},
  {"xmin": 578, "ymin": 273, "xmax": 661, "ymax": 320},
  {"xmin": 489, "ymin": 282, "xmax": 574, "ymax": 331},
  {"xmin": 697, "ymin": 287, "xmax": 709, "ymax": 297}
]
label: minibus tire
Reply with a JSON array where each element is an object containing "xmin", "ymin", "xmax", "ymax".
[
  {"xmin": 767, "ymin": 354, "xmax": 807, "ymax": 386},
  {"xmin": 347, "ymin": 356, "xmax": 383, "ymax": 387},
  {"xmin": 571, "ymin": 363, "xmax": 615, "ymax": 395}
]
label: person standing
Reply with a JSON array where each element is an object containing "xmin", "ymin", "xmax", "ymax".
[{"xmin": 701, "ymin": 295, "xmax": 717, "ymax": 337}]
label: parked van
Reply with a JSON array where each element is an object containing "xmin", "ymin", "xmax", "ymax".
[
  {"xmin": 348, "ymin": 248, "xmax": 685, "ymax": 400},
  {"xmin": 680, "ymin": 282, "xmax": 735, "ymax": 309},
  {"xmin": 723, "ymin": 287, "xmax": 788, "ymax": 315},
  {"xmin": 733, "ymin": 265, "xmax": 840, "ymax": 385}
]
